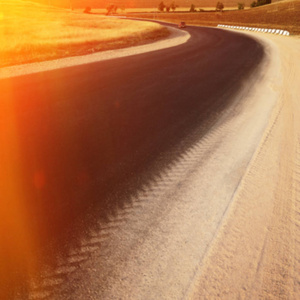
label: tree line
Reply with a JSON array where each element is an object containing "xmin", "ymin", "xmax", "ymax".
[
  {"xmin": 83, "ymin": 1, "xmax": 272, "ymax": 15},
  {"xmin": 158, "ymin": 1, "xmax": 178, "ymax": 12}
]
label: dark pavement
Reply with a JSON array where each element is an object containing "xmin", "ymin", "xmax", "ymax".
[{"xmin": 0, "ymin": 24, "xmax": 264, "ymax": 298}]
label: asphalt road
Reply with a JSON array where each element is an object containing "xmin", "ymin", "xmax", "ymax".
[{"xmin": 0, "ymin": 24, "xmax": 265, "ymax": 298}]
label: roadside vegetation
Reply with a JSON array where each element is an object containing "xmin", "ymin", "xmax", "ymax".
[
  {"xmin": 127, "ymin": 0, "xmax": 300, "ymax": 35},
  {"xmin": 1, "ymin": 0, "xmax": 299, "ymax": 68},
  {"xmin": 0, "ymin": 0, "xmax": 169, "ymax": 67}
]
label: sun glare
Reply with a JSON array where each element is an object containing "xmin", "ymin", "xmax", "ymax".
[
  {"xmin": 0, "ymin": 0, "xmax": 165, "ymax": 67},
  {"xmin": 0, "ymin": 81, "xmax": 39, "ymax": 297}
]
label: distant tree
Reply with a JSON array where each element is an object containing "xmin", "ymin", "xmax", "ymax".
[
  {"xmin": 250, "ymin": 1, "xmax": 257, "ymax": 7},
  {"xmin": 106, "ymin": 4, "xmax": 118, "ymax": 15},
  {"xmin": 83, "ymin": 6, "xmax": 91, "ymax": 13},
  {"xmin": 158, "ymin": 1, "xmax": 166, "ymax": 12},
  {"xmin": 256, "ymin": 0, "xmax": 271, "ymax": 6},
  {"xmin": 237, "ymin": 2, "xmax": 245, "ymax": 9},
  {"xmin": 190, "ymin": 4, "xmax": 196, "ymax": 12},
  {"xmin": 170, "ymin": 1, "xmax": 178, "ymax": 12},
  {"xmin": 257, "ymin": 0, "xmax": 266, "ymax": 5},
  {"xmin": 166, "ymin": 6, "xmax": 171, "ymax": 12},
  {"xmin": 216, "ymin": 2, "xmax": 224, "ymax": 11}
]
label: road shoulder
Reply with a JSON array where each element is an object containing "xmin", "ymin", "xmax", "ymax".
[
  {"xmin": 187, "ymin": 33, "xmax": 300, "ymax": 299},
  {"xmin": 0, "ymin": 26, "xmax": 190, "ymax": 80}
]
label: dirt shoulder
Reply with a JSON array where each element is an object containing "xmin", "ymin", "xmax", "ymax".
[
  {"xmin": 187, "ymin": 32, "xmax": 300, "ymax": 299},
  {"xmin": 0, "ymin": 1, "xmax": 173, "ymax": 68},
  {"xmin": 0, "ymin": 27, "xmax": 190, "ymax": 79}
]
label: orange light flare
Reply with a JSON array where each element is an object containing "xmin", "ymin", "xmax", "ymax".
[{"xmin": 0, "ymin": 79, "xmax": 38, "ymax": 295}]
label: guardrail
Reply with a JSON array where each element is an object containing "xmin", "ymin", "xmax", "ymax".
[{"xmin": 217, "ymin": 24, "xmax": 290, "ymax": 36}]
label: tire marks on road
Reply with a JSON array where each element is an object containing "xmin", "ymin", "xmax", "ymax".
[
  {"xmin": 21, "ymin": 63, "xmax": 278, "ymax": 299},
  {"xmin": 188, "ymin": 34, "xmax": 300, "ymax": 300},
  {"xmin": 19, "ymin": 91, "xmax": 247, "ymax": 299}
]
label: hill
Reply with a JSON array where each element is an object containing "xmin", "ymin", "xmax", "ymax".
[
  {"xmin": 130, "ymin": 0, "xmax": 300, "ymax": 34},
  {"xmin": 19, "ymin": 0, "xmax": 283, "ymax": 9}
]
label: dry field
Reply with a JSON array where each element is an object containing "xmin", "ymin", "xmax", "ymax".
[
  {"xmin": 128, "ymin": 0, "xmax": 300, "ymax": 35},
  {"xmin": 28, "ymin": 0, "xmax": 280, "ymax": 9},
  {"xmin": 90, "ymin": 7, "xmax": 243, "ymax": 13},
  {"xmin": 0, "ymin": 0, "xmax": 169, "ymax": 67}
]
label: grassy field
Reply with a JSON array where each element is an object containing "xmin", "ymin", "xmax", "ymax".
[
  {"xmin": 0, "ymin": 0, "xmax": 169, "ymax": 67},
  {"xmin": 125, "ymin": 1, "xmax": 300, "ymax": 35},
  {"xmin": 90, "ymin": 7, "xmax": 246, "ymax": 14},
  {"xmin": 1, "ymin": 1, "xmax": 299, "ymax": 68},
  {"xmin": 28, "ymin": 0, "xmax": 281, "ymax": 9}
]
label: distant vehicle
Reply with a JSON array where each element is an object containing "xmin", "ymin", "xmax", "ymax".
[{"xmin": 178, "ymin": 22, "xmax": 186, "ymax": 29}]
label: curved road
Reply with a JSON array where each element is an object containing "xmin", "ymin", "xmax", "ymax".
[{"xmin": 1, "ymin": 24, "xmax": 269, "ymax": 299}]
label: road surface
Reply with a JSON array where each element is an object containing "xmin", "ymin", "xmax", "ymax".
[{"xmin": 1, "ymin": 23, "xmax": 299, "ymax": 299}]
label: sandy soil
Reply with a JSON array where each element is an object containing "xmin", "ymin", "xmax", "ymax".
[{"xmin": 187, "ymin": 32, "xmax": 300, "ymax": 299}]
